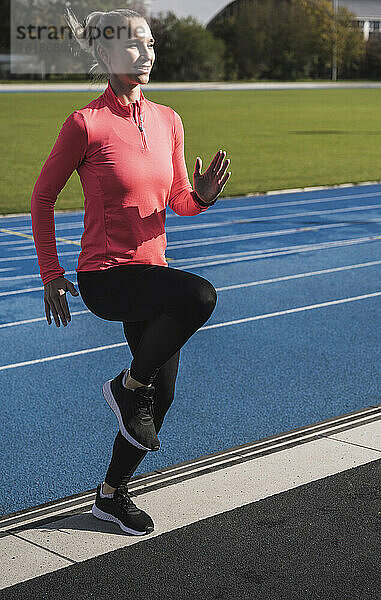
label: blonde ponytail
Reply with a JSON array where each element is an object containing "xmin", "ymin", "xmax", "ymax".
[{"xmin": 64, "ymin": 6, "xmax": 144, "ymax": 83}]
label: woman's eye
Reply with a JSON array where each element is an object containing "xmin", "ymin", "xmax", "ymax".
[{"xmin": 126, "ymin": 43, "xmax": 154, "ymax": 49}]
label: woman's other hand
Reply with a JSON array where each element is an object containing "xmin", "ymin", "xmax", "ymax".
[
  {"xmin": 193, "ymin": 150, "xmax": 231, "ymax": 205},
  {"xmin": 44, "ymin": 276, "xmax": 79, "ymax": 327}
]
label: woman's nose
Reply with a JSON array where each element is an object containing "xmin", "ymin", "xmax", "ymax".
[{"xmin": 140, "ymin": 46, "xmax": 151, "ymax": 60}]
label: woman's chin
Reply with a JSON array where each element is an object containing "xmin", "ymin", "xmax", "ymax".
[
  {"xmin": 117, "ymin": 71, "xmax": 150, "ymax": 84},
  {"xmin": 133, "ymin": 70, "xmax": 150, "ymax": 79},
  {"xmin": 131, "ymin": 75, "xmax": 149, "ymax": 84}
]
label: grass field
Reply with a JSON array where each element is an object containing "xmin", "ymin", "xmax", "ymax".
[{"xmin": 1, "ymin": 88, "xmax": 381, "ymax": 214}]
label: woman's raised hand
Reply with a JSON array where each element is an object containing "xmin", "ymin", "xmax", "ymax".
[
  {"xmin": 44, "ymin": 276, "xmax": 79, "ymax": 327},
  {"xmin": 193, "ymin": 149, "xmax": 231, "ymax": 205}
]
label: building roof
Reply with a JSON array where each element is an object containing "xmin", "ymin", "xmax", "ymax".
[{"xmin": 339, "ymin": 1, "xmax": 381, "ymax": 18}]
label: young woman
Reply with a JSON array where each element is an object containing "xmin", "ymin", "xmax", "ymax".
[{"xmin": 31, "ymin": 7, "xmax": 231, "ymax": 536}]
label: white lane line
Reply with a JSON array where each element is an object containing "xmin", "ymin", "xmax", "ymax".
[
  {"xmin": 203, "ymin": 292, "xmax": 381, "ymax": 329},
  {"xmin": 3, "ymin": 191, "xmax": 381, "ymax": 235},
  {"xmin": 1, "ymin": 260, "xmax": 381, "ymax": 328},
  {"xmin": 0, "ymin": 221, "xmax": 376, "ymax": 265},
  {"xmin": 167, "ymin": 203, "xmax": 381, "ymax": 233},
  {"xmin": 0, "ymin": 250, "xmax": 78, "ymax": 263},
  {"xmin": 0, "ymin": 235, "xmax": 80, "ymax": 248},
  {"xmin": 172, "ymin": 236, "xmax": 381, "ymax": 269},
  {"xmin": 0, "ymin": 228, "xmax": 81, "ymax": 246},
  {"xmin": 0, "ymin": 224, "xmax": 353, "ymax": 252},
  {"xmin": 188, "ymin": 190, "xmax": 381, "ymax": 214},
  {"xmin": 1, "ymin": 235, "xmax": 381, "ymax": 291},
  {"xmin": 0, "ymin": 222, "xmax": 356, "ymax": 256},
  {"xmin": 0, "ymin": 342, "xmax": 129, "ymax": 370},
  {"xmin": 168, "ymin": 223, "xmax": 353, "ymax": 249},
  {"xmin": 216, "ymin": 260, "xmax": 381, "ymax": 291},
  {"xmin": 0, "ymin": 272, "xmax": 47, "ymax": 282},
  {"xmin": 1, "ymin": 201, "xmax": 381, "ymax": 239},
  {"xmin": 0, "ymin": 310, "xmax": 89, "ymax": 328},
  {"xmin": 3, "ymin": 220, "xmax": 381, "ymax": 255},
  {"xmin": 0, "ymin": 291, "xmax": 379, "ymax": 370}
]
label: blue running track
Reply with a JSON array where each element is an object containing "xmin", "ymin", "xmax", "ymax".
[{"xmin": 1, "ymin": 183, "xmax": 380, "ymax": 518}]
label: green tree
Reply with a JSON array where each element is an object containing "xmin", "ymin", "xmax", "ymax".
[
  {"xmin": 334, "ymin": 2, "xmax": 366, "ymax": 76},
  {"xmin": 207, "ymin": 0, "xmax": 365, "ymax": 80},
  {"xmin": 0, "ymin": 0, "xmax": 10, "ymax": 53},
  {"xmin": 354, "ymin": 36, "xmax": 381, "ymax": 80},
  {"xmin": 150, "ymin": 11, "xmax": 225, "ymax": 81}
]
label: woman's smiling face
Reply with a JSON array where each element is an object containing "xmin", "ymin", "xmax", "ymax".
[{"xmin": 98, "ymin": 17, "xmax": 155, "ymax": 84}]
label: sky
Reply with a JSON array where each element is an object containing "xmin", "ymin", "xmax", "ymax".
[{"xmin": 150, "ymin": 0, "xmax": 230, "ymax": 26}]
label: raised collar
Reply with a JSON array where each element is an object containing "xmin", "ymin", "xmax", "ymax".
[{"xmin": 103, "ymin": 79, "xmax": 146, "ymax": 118}]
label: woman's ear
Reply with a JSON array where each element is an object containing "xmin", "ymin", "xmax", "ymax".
[{"xmin": 97, "ymin": 43, "xmax": 109, "ymax": 68}]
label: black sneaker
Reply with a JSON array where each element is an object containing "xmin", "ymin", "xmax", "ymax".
[
  {"xmin": 91, "ymin": 482, "xmax": 154, "ymax": 535},
  {"xmin": 102, "ymin": 369, "xmax": 160, "ymax": 451}
]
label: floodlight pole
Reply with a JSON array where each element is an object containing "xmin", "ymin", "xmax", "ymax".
[{"xmin": 332, "ymin": 0, "xmax": 338, "ymax": 80}]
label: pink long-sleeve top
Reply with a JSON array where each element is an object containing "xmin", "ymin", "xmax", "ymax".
[{"xmin": 30, "ymin": 80, "xmax": 211, "ymax": 285}]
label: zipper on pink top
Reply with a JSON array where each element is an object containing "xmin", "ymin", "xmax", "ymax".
[{"xmin": 133, "ymin": 103, "xmax": 148, "ymax": 150}]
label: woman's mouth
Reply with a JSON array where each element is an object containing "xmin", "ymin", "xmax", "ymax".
[{"xmin": 135, "ymin": 66, "xmax": 151, "ymax": 72}]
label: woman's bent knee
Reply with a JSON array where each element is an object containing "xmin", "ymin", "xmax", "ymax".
[{"xmin": 197, "ymin": 281, "xmax": 218, "ymax": 319}]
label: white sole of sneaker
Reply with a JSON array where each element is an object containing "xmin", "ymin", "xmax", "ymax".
[
  {"xmin": 102, "ymin": 379, "xmax": 155, "ymax": 451},
  {"xmin": 91, "ymin": 503, "xmax": 152, "ymax": 535}
]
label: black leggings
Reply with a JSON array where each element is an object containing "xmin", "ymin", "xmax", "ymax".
[{"xmin": 77, "ymin": 264, "xmax": 218, "ymax": 488}]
